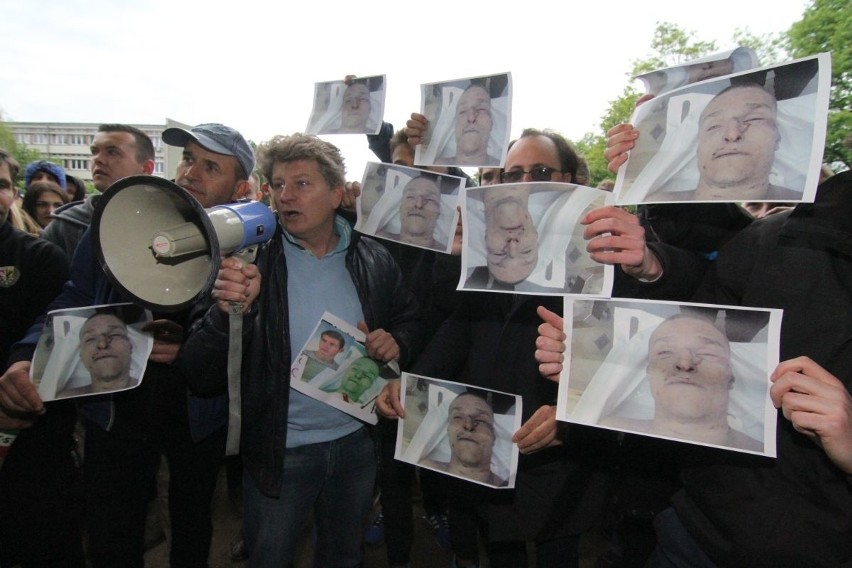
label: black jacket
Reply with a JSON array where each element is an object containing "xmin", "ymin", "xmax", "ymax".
[
  {"xmin": 413, "ymin": 292, "xmax": 610, "ymax": 541},
  {"xmin": 180, "ymin": 223, "xmax": 420, "ymax": 498},
  {"xmin": 673, "ymin": 171, "xmax": 852, "ymax": 567},
  {"xmin": 1, "ymin": 221, "xmax": 69, "ymax": 367}
]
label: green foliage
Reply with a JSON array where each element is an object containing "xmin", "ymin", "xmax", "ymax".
[
  {"xmin": 788, "ymin": 0, "xmax": 852, "ymax": 169},
  {"xmin": 575, "ymin": 86, "xmax": 642, "ymax": 187},
  {"xmin": 0, "ymin": 115, "xmax": 45, "ymax": 186},
  {"xmin": 575, "ymin": 22, "xmax": 720, "ymax": 187},
  {"xmin": 630, "ymin": 22, "xmax": 718, "ymax": 76},
  {"xmin": 575, "ymin": 132, "xmax": 609, "ymax": 188},
  {"xmin": 732, "ymin": 28, "xmax": 787, "ymax": 65}
]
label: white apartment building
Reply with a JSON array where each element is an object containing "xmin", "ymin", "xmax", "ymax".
[{"xmin": 6, "ymin": 119, "xmax": 190, "ymax": 183}]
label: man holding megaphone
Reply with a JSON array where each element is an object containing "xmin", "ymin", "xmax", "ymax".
[
  {"xmin": 177, "ymin": 133, "xmax": 420, "ymax": 567},
  {"xmin": 0, "ymin": 123, "xmax": 256, "ymax": 568}
]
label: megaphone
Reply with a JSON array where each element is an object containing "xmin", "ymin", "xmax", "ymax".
[{"xmin": 92, "ymin": 175, "xmax": 277, "ymax": 312}]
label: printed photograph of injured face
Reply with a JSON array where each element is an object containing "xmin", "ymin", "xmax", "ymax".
[
  {"xmin": 418, "ymin": 74, "xmax": 510, "ymax": 168},
  {"xmin": 380, "ymin": 176, "xmax": 443, "ymax": 248},
  {"xmin": 598, "ymin": 313, "xmax": 764, "ymax": 452},
  {"xmin": 482, "ymin": 184, "xmax": 537, "ymax": 285},
  {"xmin": 687, "ymin": 84, "xmax": 799, "ymax": 201},
  {"xmin": 463, "ymin": 182, "xmax": 609, "ymax": 294},
  {"xmin": 615, "ymin": 56, "xmax": 828, "ymax": 205},
  {"xmin": 361, "ymin": 164, "xmax": 462, "ymax": 253},
  {"xmin": 631, "ymin": 84, "xmax": 798, "ymax": 204},
  {"xmin": 620, "ymin": 55, "xmax": 830, "ymax": 206},
  {"xmin": 57, "ymin": 310, "xmax": 143, "ymax": 398},
  {"xmin": 305, "ymin": 76, "xmax": 385, "ymax": 135},
  {"xmin": 397, "ymin": 376, "xmax": 521, "ymax": 488},
  {"xmin": 419, "ymin": 391, "xmax": 510, "ymax": 487}
]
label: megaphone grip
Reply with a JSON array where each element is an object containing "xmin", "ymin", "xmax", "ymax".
[{"xmin": 225, "ymin": 303, "xmax": 244, "ymax": 456}]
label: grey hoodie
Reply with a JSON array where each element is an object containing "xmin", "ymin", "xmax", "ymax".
[{"xmin": 42, "ymin": 194, "xmax": 100, "ymax": 259}]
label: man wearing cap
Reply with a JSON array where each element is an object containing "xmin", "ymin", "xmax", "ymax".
[
  {"xmin": 0, "ymin": 123, "xmax": 253, "ymax": 567},
  {"xmin": 164, "ymin": 123, "xmax": 255, "ymax": 208}
]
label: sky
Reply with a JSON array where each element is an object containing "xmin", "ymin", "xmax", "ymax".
[{"xmin": 1, "ymin": 0, "xmax": 808, "ymax": 180}]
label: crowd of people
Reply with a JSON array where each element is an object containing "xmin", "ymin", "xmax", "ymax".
[{"xmin": 0, "ymin": 63, "xmax": 850, "ymax": 568}]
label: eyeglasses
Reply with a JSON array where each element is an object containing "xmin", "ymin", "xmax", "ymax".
[{"xmin": 500, "ymin": 167, "xmax": 563, "ymax": 184}]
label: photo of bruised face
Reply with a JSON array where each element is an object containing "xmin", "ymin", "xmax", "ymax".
[
  {"xmin": 79, "ymin": 313, "xmax": 134, "ymax": 392},
  {"xmin": 646, "ymin": 316, "xmax": 734, "ymax": 423},
  {"xmin": 446, "ymin": 393, "xmax": 496, "ymax": 470},
  {"xmin": 454, "ymin": 85, "xmax": 493, "ymax": 165},
  {"xmin": 340, "ymin": 83, "xmax": 371, "ymax": 132},
  {"xmin": 483, "ymin": 185, "xmax": 538, "ymax": 285},
  {"xmin": 399, "ymin": 177, "xmax": 441, "ymax": 244},
  {"xmin": 696, "ymin": 86, "xmax": 780, "ymax": 195}
]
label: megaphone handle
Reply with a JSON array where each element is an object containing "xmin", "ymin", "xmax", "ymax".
[{"xmin": 225, "ymin": 301, "xmax": 244, "ymax": 456}]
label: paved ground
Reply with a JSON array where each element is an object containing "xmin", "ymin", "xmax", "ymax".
[{"xmin": 143, "ymin": 463, "xmax": 607, "ymax": 567}]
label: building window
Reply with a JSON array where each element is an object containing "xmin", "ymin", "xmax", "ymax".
[
  {"xmin": 154, "ymin": 161, "xmax": 165, "ymax": 174},
  {"xmin": 65, "ymin": 159, "xmax": 89, "ymax": 171}
]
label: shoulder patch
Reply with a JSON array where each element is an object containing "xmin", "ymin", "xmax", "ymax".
[{"xmin": 0, "ymin": 266, "xmax": 20, "ymax": 287}]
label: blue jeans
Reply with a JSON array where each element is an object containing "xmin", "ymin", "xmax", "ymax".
[
  {"xmin": 244, "ymin": 427, "xmax": 376, "ymax": 568},
  {"xmin": 646, "ymin": 508, "xmax": 718, "ymax": 568}
]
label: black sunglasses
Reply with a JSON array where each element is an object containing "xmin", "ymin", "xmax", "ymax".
[{"xmin": 499, "ymin": 167, "xmax": 563, "ymax": 184}]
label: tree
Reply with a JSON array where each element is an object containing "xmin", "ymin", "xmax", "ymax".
[
  {"xmin": 0, "ymin": 113, "xmax": 44, "ymax": 186},
  {"xmin": 574, "ymin": 22, "xmax": 724, "ymax": 186},
  {"xmin": 788, "ymin": 0, "xmax": 852, "ymax": 170},
  {"xmin": 732, "ymin": 28, "xmax": 787, "ymax": 66},
  {"xmin": 631, "ymin": 22, "xmax": 719, "ymax": 76}
]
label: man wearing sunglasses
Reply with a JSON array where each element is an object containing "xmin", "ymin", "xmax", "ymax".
[{"xmin": 378, "ymin": 126, "xmax": 617, "ymax": 567}]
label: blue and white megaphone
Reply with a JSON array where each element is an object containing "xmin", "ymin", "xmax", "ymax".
[{"xmin": 92, "ymin": 175, "xmax": 276, "ymax": 312}]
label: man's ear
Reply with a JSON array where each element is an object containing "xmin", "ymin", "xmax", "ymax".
[
  {"xmin": 332, "ymin": 183, "xmax": 345, "ymax": 208},
  {"xmin": 142, "ymin": 159, "xmax": 155, "ymax": 175},
  {"xmin": 232, "ymin": 180, "xmax": 251, "ymax": 201}
]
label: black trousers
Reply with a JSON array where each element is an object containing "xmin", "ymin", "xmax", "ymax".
[
  {"xmin": 83, "ymin": 381, "xmax": 226, "ymax": 568},
  {"xmin": 0, "ymin": 401, "xmax": 84, "ymax": 568},
  {"xmin": 377, "ymin": 416, "xmax": 449, "ymax": 565}
]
